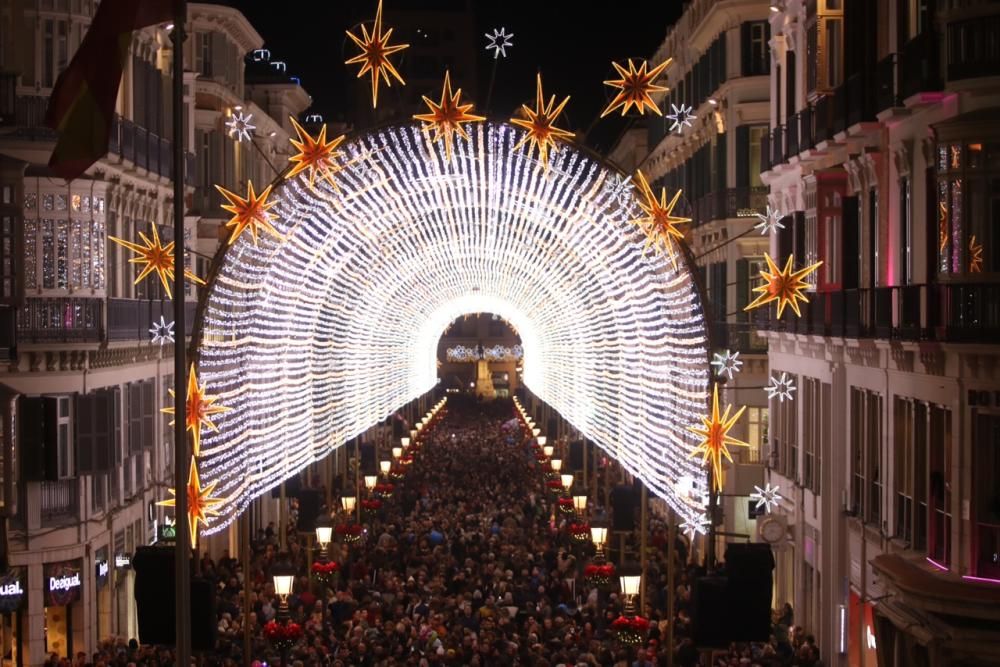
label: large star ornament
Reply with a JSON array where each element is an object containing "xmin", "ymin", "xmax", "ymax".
[
  {"xmin": 688, "ymin": 384, "xmax": 750, "ymax": 493},
  {"xmin": 158, "ymin": 459, "xmax": 225, "ymax": 547},
  {"xmin": 345, "ymin": 0, "xmax": 409, "ymax": 108},
  {"xmin": 413, "ymin": 70, "xmax": 485, "ymax": 161},
  {"xmin": 109, "ymin": 223, "xmax": 204, "ymax": 299},
  {"xmin": 162, "ymin": 363, "xmax": 229, "ymax": 456},
  {"xmin": 287, "ymin": 116, "xmax": 346, "ymax": 190},
  {"xmin": 601, "ymin": 58, "xmax": 671, "ymax": 117},
  {"xmin": 631, "ymin": 169, "xmax": 690, "ymax": 268},
  {"xmin": 511, "ymin": 73, "xmax": 574, "ymax": 170},
  {"xmin": 215, "ymin": 181, "xmax": 279, "ymax": 246},
  {"xmin": 744, "ymin": 253, "xmax": 822, "ymax": 318}
]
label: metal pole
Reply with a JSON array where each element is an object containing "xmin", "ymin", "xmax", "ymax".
[
  {"xmin": 241, "ymin": 510, "xmax": 251, "ymax": 667},
  {"xmin": 640, "ymin": 484, "xmax": 648, "ymax": 613},
  {"xmin": 666, "ymin": 511, "xmax": 676, "ymax": 667},
  {"xmin": 171, "ymin": 2, "xmax": 191, "ymax": 663},
  {"xmin": 279, "ymin": 481, "xmax": 286, "ymax": 550},
  {"xmin": 707, "ymin": 473, "xmax": 717, "ymax": 570}
]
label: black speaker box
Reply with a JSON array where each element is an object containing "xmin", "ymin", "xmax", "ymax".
[
  {"xmin": 132, "ymin": 546, "xmax": 216, "ymax": 650},
  {"xmin": 610, "ymin": 485, "xmax": 636, "ymax": 531}
]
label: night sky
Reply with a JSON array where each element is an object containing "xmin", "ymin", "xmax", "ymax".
[{"xmin": 232, "ymin": 0, "xmax": 685, "ymax": 153}]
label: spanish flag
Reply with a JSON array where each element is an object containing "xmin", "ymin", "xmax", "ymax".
[{"xmin": 45, "ymin": 0, "xmax": 176, "ymax": 181}]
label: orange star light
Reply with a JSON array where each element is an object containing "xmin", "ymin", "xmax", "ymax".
[
  {"xmin": 688, "ymin": 384, "xmax": 749, "ymax": 493},
  {"xmin": 631, "ymin": 169, "xmax": 690, "ymax": 268},
  {"xmin": 158, "ymin": 459, "xmax": 225, "ymax": 547},
  {"xmin": 744, "ymin": 253, "xmax": 823, "ymax": 318},
  {"xmin": 162, "ymin": 363, "xmax": 229, "ymax": 457},
  {"xmin": 969, "ymin": 234, "xmax": 983, "ymax": 273},
  {"xmin": 287, "ymin": 116, "xmax": 346, "ymax": 190},
  {"xmin": 109, "ymin": 223, "xmax": 204, "ymax": 299},
  {"xmin": 601, "ymin": 58, "xmax": 672, "ymax": 117},
  {"xmin": 345, "ymin": 0, "xmax": 409, "ymax": 108},
  {"xmin": 511, "ymin": 73, "xmax": 575, "ymax": 170},
  {"xmin": 215, "ymin": 181, "xmax": 279, "ymax": 246},
  {"xmin": 413, "ymin": 70, "xmax": 485, "ymax": 161}
]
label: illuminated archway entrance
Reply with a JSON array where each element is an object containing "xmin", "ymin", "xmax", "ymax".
[{"xmin": 195, "ymin": 122, "xmax": 710, "ymax": 534}]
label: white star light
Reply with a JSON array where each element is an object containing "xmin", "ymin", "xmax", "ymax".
[
  {"xmin": 711, "ymin": 350, "xmax": 743, "ymax": 380},
  {"xmin": 681, "ymin": 513, "xmax": 711, "ymax": 539},
  {"xmin": 765, "ymin": 372, "xmax": 796, "ymax": 402},
  {"xmin": 225, "ymin": 111, "xmax": 256, "ymax": 142},
  {"xmin": 754, "ymin": 205, "xmax": 785, "ymax": 235},
  {"xmin": 666, "ymin": 103, "xmax": 696, "ymax": 135},
  {"xmin": 485, "ymin": 28, "xmax": 513, "ymax": 59},
  {"xmin": 150, "ymin": 316, "xmax": 175, "ymax": 346},
  {"xmin": 750, "ymin": 482, "xmax": 783, "ymax": 513}
]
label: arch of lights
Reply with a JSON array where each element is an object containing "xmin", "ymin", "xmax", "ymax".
[{"xmin": 196, "ymin": 122, "xmax": 711, "ymax": 534}]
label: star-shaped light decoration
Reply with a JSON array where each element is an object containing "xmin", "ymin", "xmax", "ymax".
[
  {"xmin": 510, "ymin": 73, "xmax": 574, "ymax": 171},
  {"xmin": 149, "ymin": 315, "xmax": 175, "ymax": 346},
  {"xmin": 225, "ymin": 110, "xmax": 255, "ymax": 142},
  {"xmin": 666, "ymin": 103, "xmax": 696, "ymax": 134},
  {"xmin": 485, "ymin": 27, "xmax": 513, "ymax": 59},
  {"xmin": 711, "ymin": 350, "xmax": 743, "ymax": 380},
  {"xmin": 688, "ymin": 384, "xmax": 750, "ymax": 493},
  {"xmin": 601, "ymin": 58, "xmax": 671, "ymax": 118},
  {"xmin": 413, "ymin": 70, "xmax": 485, "ymax": 162},
  {"xmin": 750, "ymin": 482, "xmax": 783, "ymax": 514},
  {"xmin": 287, "ymin": 116, "xmax": 347, "ymax": 190},
  {"xmin": 608, "ymin": 172, "xmax": 635, "ymax": 208},
  {"xmin": 158, "ymin": 459, "xmax": 225, "ymax": 548},
  {"xmin": 215, "ymin": 180, "xmax": 280, "ymax": 246},
  {"xmin": 765, "ymin": 372, "xmax": 796, "ymax": 402},
  {"xmin": 630, "ymin": 169, "xmax": 690, "ymax": 268},
  {"xmin": 743, "ymin": 253, "xmax": 823, "ymax": 318},
  {"xmin": 680, "ymin": 513, "xmax": 711, "ymax": 539},
  {"xmin": 109, "ymin": 224, "xmax": 205, "ymax": 299},
  {"xmin": 969, "ymin": 234, "xmax": 983, "ymax": 273},
  {"xmin": 162, "ymin": 363, "xmax": 230, "ymax": 457},
  {"xmin": 754, "ymin": 205, "xmax": 785, "ymax": 235},
  {"xmin": 345, "ymin": 0, "xmax": 409, "ymax": 108}
]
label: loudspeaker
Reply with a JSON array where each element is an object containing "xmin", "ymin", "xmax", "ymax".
[
  {"xmin": 568, "ymin": 441, "xmax": 584, "ymax": 470},
  {"xmin": 132, "ymin": 546, "xmax": 217, "ymax": 650},
  {"xmin": 610, "ymin": 485, "xmax": 636, "ymax": 531},
  {"xmin": 724, "ymin": 543, "xmax": 774, "ymax": 642},
  {"xmin": 298, "ymin": 489, "xmax": 322, "ymax": 531},
  {"xmin": 360, "ymin": 442, "xmax": 376, "ymax": 473},
  {"xmin": 693, "ymin": 576, "xmax": 729, "ymax": 647},
  {"xmin": 546, "ymin": 417, "xmax": 558, "ymax": 440},
  {"xmin": 393, "ymin": 417, "xmax": 404, "ymax": 438},
  {"xmin": 269, "ymin": 473, "xmax": 302, "ymax": 498}
]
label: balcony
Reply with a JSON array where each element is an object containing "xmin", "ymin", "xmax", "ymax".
[
  {"xmin": 784, "ymin": 115, "xmax": 799, "ymax": 159},
  {"xmin": 770, "ymin": 127, "xmax": 783, "ymax": 168},
  {"xmin": 947, "ymin": 12, "xmax": 1000, "ymax": 81},
  {"xmin": 845, "ymin": 72, "xmax": 877, "ymax": 127},
  {"xmin": 40, "ymin": 479, "xmax": 80, "ymax": 526},
  {"xmin": 753, "ymin": 283, "xmax": 1000, "ymax": 343},
  {"xmin": 876, "ymin": 54, "xmax": 902, "ymax": 113},
  {"xmin": 691, "ymin": 187, "xmax": 768, "ymax": 226},
  {"xmin": 813, "ymin": 94, "xmax": 835, "ymax": 143},
  {"xmin": 107, "ymin": 298, "xmax": 197, "ymax": 342},
  {"xmin": 900, "ymin": 31, "xmax": 942, "ymax": 100},
  {"xmin": 17, "ymin": 297, "xmax": 102, "ymax": 343}
]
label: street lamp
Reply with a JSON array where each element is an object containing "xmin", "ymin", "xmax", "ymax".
[
  {"xmin": 532, "ymin": 428, "xmax": 541, "ymax": 437},
  {"xmin": 590, "ymin": 524, "xmax": 608, "ymax": 560},
  {"xmin": 410, "ymin": 429, "xmax": 418, "ymax": 440},
  {"xmin": 364, "ymin": 475, "xmax": 378, "ymax": 491},
  {"xmin": 560, "ymin": 473, "xmax": 574, "ymax": 492},
  {"xmin": 380, "ymin": 459, "xmax": 391, "ymax": 476},
  {"xmin": 618, "ymin": 563, "xmax": 642, "ymax": 616},
  {"xmin": 537, "ymin": 436, "xmax": 547, "ymax": 447},
  {"xmin": 392, "ymin": 446, "xmax": 402, "ymax": 459},
  {"xmin": 543, "ymin": 445, "xmax": 554, "ymax": 458},
  {"xmin": 573, "ymin": 494, "xmax": 588, "ymax": 514},
  {"xmin": 315, "ymin": 516, "xmax": 333, "ymax": 552},
  {"xmin": 271, "ymin": 560, "xmax": 296, "ymax": 616},
  {"xmin": 401, "ymin": 437, "xmax": 411, "ymax": 448},
  {"xmin": 340, "ymin": 495, "xmax": 356, "ymax": 514},
  {"xmin": 550, "ymin": 458, "xmax": 562, "ymax": 472}
]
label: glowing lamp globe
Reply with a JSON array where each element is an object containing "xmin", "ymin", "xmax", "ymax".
[
  {"xmin": 560, "ymin": 474, "xmax": 574, "ymax": 491},
  {"xmin": 392, "ymin": 446, "xmax": 402, "ymax": 459},
  {"xmin": 551, "ymin": 458, "xmax": 562, "ymax": 472},
  {"xmin": 364, "ymin": 475, "xmax": 378, "ymax": 491},
  {"xmin": 543, "ymin": 445, "xmax": 554, "ymax": 457},
  {"xmin": 416, "ymin": 421, "xmax": 424, "ymax": 430},
  {"xmin": 590, "ymin": 525, "xmax": 608, "ymax": 547},
  {"xmin": 573, "ymin": 495, "xmax": 588, "ymax": 512},
  {"xmin": 340, "ymin": 495, "xmax": 357, "ymax": 512},
  {"xmin": 537, "ymin": 436, "xmax": 547, "ymax": 447},
  {"xmin": 272, "ymin": 562, "xmax": 296, "ymax": 602},
  {"xmin": 315, "ymin": 520, "xmax": 333, "ymax": 550},
  {"xmin": 401, "ymin": 437, "xmax": 411, "ymax": 448},
  {"xmin": 532, "ymin": 428, "xmax": 541, "ymax": 437},
  {"xmin": 379, "ymin": 460, "xmax": 391, "ymax": 475}
]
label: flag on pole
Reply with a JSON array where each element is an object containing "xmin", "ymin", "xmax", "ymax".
[{"xmin": 45, "ymin": 0, "xmax": 175, "ymax": 181}]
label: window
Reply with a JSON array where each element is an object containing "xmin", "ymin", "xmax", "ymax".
[
  {"xmin": 973, "ymin": 413, "xmax": 1000, "ymax": 579},
  {"xmin": 869, "ymin": 189, "xmax": 879, "ymax": 287},
  {"xmin": 749, "ymin": 127, "xmax": 767, "ymax": 188},
  {"xmin": 746, "ymin": 407, "xmax": 767, "ymax": 464},
  {"xmin": 57, "ymin": 396, "xmax": 72, "ymax": 479},
  {"xmin": 928, "ymin": 405, "xmax": 952, "ymax": 565},
  {"xmin": 802, "ymin": 379, "xmax": 823, "ymax": 493},
  {"xmin": 850, "ymin": 388, "xmax": 883, "ymax": 523},
  {"xmin": 900, "ymin": 178, "xmax": 912, "ymax": 284},
  {"xmin": 770, "ymin": 374, "xmax": 798, "ymax": 481}
]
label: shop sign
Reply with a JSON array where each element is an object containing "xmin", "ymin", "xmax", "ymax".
[
  {"xmin": 115, "ymin": 554, "xmax": 131, "ymax": 569},
  {"xmin": 44, "ymin": 560, "xmax": 82, "ymax": 607},
  {"xmin": 0, "ymin": 568, "xmax": 26, "ymax": 613},
  {"xmin": 95, "ymin": 546, "xmax": 109, "ymax": 588}
]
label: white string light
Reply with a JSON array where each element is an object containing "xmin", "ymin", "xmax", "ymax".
[
  {"xmin": 194, "ymin": 122, "xmax": 711, "ymax": 535},
  {"xmin": 446, "ymin": 345, "xmax": 523, "ymax": 362}
]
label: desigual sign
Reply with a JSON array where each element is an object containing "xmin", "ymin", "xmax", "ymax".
[
  {"xmin": 44, "ymin": 560, "xmax": 82, "ymax": 606},
  {"xmin": 0, "ymin": 568, "xmax": 26, "ymax": 613},
  {"xmin": 49, "ymin": 573, "xmax": 81, "ymax": 591}
]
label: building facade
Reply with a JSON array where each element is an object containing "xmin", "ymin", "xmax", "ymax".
[
  {"xmin": 0, "ymin": 2, "xmax": 309, "ymax": 663},
  {"xmin": 761, "ymin": 0, "xmax": 1000, "ymax": 665},
  {"xmin": 612, "ymin": 0, "xmax": 774, "ymax": 544}
]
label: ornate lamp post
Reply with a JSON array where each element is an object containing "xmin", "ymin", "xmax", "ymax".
[
  {"xmin": 266, "ymin": 560, "xmax": 302, "ymax": 660},
  {"xmin": 379, "ymin": 459, "xmax": 391, "ymax": 477},
  {"xmin": 543, "ymin": 444, "xmax": 554, "ymax": 458},
  {"xmin": 611, "ymin": 563, "xmax": 648, "ymax": 646},
  {"xmin": 364, "ymin": 475, "xmax": 378, "ymax": 493},
  {"xmin": 550, "ymin": 458, "xmax": 562, "ymax": 472},
  {"xmin": 560, "ymin": 473, "xmax": 574, "ymax": 493},
  {"xmin": 573, "ymin": 493, "xmax": 588, "ymax": 517}
]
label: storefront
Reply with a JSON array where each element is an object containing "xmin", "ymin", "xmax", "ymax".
[
  {"xmin": 94, "ymin": 548, "xmax": 110, "ymax": 644},
  {"xmin": 0, "ymin": 567, "xmax": 26, "ymax": 666},
  {"xmin": 848, "ymin": 591, "xmax": 879, "ymax": 667},
  {"xmin": 43, "ymin": 560, "xmax": 83, "ymax": 659},
  {"xmin": 113, "ymin": 549, "xmax": 135, "ymax": 640}
]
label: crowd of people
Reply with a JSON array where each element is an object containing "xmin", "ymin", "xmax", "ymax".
[{"xmin": 55, "ymin": 397, "xmax": 823, "ymax": 666}]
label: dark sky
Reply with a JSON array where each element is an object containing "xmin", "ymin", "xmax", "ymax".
[{"xmin": 233, "ymin": 0, "xmax": 685, "ymax": 153}]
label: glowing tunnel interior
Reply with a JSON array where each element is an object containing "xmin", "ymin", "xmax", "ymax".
[{"xmin": 196, "ymin": 122, "xmax": 711, "ymax": 534}]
